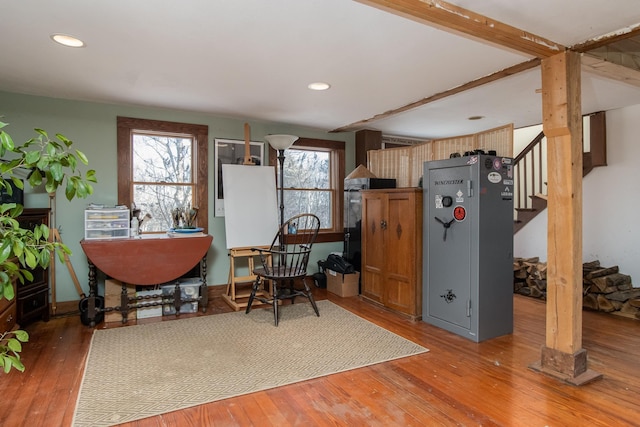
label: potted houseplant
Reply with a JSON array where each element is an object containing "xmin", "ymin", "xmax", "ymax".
[{"xmin": 0, "ymin": 120, "xmax": 96, "ymax": 373}]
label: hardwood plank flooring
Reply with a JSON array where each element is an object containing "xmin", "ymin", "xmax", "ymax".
[{"xmin": 1, "ymin": 288, "xmax": 639, "ymax": 427}]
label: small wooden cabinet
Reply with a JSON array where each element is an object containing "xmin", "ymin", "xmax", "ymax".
[
  {"xmin": 0, "ymin": 278, "xmax": 17, "ymax": 333},
  {"xmin": 361, "ymin": 188, "xmax": 423, "ymax": 319},
  {"xmin": 16, "ymin": 208, "xmax": 51, "ymax": 324}
]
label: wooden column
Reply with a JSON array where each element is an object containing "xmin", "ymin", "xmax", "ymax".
[
  {"xmin": 355, "ymin": 129, "xmax": 382, "ymax": 168},
  {"xmin": 530, "ymin": 50, "xmax": 601, "ymax": 385}
]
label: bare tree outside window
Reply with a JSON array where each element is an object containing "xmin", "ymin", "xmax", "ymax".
[
  {"xmin": 281, "ymin": 148, "xmax": 332, "ymax": 229},
  {"xmin": 131, "ymin": 133, "xmax": 195, "ymax": 231}
]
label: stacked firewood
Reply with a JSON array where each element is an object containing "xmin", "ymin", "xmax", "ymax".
[{"xmin": 513, "ymin": 258, "xmax": 640, "ymax": 319}]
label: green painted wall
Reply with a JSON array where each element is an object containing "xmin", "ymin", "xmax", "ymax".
[{"xmin": 1, "ymin": 90, "xmax": 353, "ymax": 302}]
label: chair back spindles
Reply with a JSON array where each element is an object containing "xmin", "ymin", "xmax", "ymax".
[{"xmin": 245, "ymin": 213, "xmax": 321, "ymax": 326}]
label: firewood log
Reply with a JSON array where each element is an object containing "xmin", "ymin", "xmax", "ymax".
[
  {"xmin": 583, "ymin": 293, "xmax": 598, "ymax": 310},
  {"xmin": 582, "ymin": 260, "xmax": 601, "ymax": 272},
  {"xmin": 590, "ymin": 273, "xmax": 632, "ymax": 293},
  {"xmin": 529, "ymin": 286, "xmax": 543, "ymax": 298},
  {"xmin": 597, "ymin": 295, "xmax": 616, "ymax": 312},
  {"xmin": 619, "ymin": 300, "xmax": 640, "ymax": 314},
  {"xmin": 605, "ymin": 289, "xmax": 640, "ymax": 302},
  {"xmin": 585, "ymin": 266, "xmax": 620, "ymax": 280},
  {"xmin": 514, "ymin": 268, "xmax": 528, "ymax": 279}
]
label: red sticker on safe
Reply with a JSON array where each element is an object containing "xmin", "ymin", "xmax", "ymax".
[{"xmin": 453, "ymin": 206, "xmax": 466, "ymax": 221}]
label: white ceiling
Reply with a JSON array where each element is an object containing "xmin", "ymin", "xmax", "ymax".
[{"xmin": 2, "ymin": 0, "xmax": 640, "ymax": 140}]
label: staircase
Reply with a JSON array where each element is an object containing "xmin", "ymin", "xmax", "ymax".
[{"xmin": 513, "ymin": 112, "xmax": 607, "ymax": 233}]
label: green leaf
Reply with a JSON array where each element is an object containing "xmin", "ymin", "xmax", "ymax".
[
  {"xmin": 0, "ymin": 203, "xmax": 16, "ymax": 214},
  {"xmin": 0, "ymin": 130, "xmax": 15, "ymax": 151},
  {"xmin": 34, "ymin": 128, "xmax": 48, "ymax": 138},
  {"xmin": 40, "ymin": 223, "xmax": 50, "ymax": 241},
  {"xmin": 3, "ymin": 280, "xmax": 14, "ymax": 300},
  {"xmin": 11, "ymin": 176, "xmax": 24, "ymax": 190},
  {"xmin": 6, "ymin": 354, "xmax": 25, "ymax": 373},
  {"xmin": 2, "ymin": 355, "xmax": 12, "ymax": 373},
  {"xmin": 57, "ymin": 133, "xmax": 72, "ymax": 147},
  {"xmin": 36, "ymin": 156, "xmax": 49, "ymax": 172},
  {"xmin": 46, "ymin": 142, "xmax": 57, "ymax": 157},
  {"xmin": 39, "ymin": 249, "xmax": 50, "ymax": 268},
  {"xmin": 25, "ymin": 150, "xmax": 41, "ymax": 165},
  {"xmin": 11, "ymin": 204, "xmax": 23, "ymax": 218},
  {"xmin": 24, "ymin": 249, "xmax": 37, "ymax": 269},
  {"xmin": 0, "ymin": 271, "xmax": 9, "ymax": 291},
  {"xmin": 76, "ymin": 149, "xmax": 89, "ymax": 164},
  {"xmin": 12, "ymin": 240, "xmax": 23, "ymax": 258},
  {"xmin": 65, "ymin": 180, "xmax": 76, "ymax": 201},
  {"xmin": 7, "ymin": 337, "xmax": 22, "ymax": 353},
  {"xmin": 49, "ymin": 162, "xmax": 63, "ymax": 182},
  {"xmin": 67, "ymin": 154, "xmax": 77, "ymax": 170},
  {"xmin": 75, "ymin": 179, "xmax": 88, "ymax": 198},
  {"xmin": 0, "ymin": 240, "xmax": 11, "ymax": 263},
  {"xmin": 21, "ymin": 269, "xmax": 33, "ymax": 281},
  {"xmin": 27, "ymin": 169, "xmax": 43, "ymax": 188},
  {"xmin": 86, "ymin": 169, "xmax": 97, "ymax": 182},
  {"xmin": 14, "ymin": 330, "xmax": 29, "ymax": 342}
]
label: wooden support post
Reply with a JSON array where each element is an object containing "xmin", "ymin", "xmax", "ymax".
[
  {"xmin": 222, "ymin": 247, "xmax": 272, "ymax": 311},
  {"xmin": 355, "ymin": 129, "xmax": 382, "ymax": 168},
  {"xmin": 243, "ymin": 123, "xmax": 255, "ymax": 165},
  {"xmin": 530, "ymin": 50, "xmax": 601, "ymax": 385}
]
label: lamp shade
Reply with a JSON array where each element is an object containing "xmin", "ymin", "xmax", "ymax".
[{"xmin": 264, "ymin": 134, "xmax": 298, "ymax": 150}]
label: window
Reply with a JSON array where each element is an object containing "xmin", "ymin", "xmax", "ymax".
[
  {"xmin": 270, "ymin": 138, "xmax": 344, "ymax": 243},
  {"xmin": 117, "ymin": 117, "xmax": 208, "ymax": 233}
]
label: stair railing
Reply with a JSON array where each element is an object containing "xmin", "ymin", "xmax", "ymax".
[{"xmin": 513, "ymin": 131, "xmax": 546, "ymax": 212}]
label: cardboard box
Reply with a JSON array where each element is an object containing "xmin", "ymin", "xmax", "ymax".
[
  {"xmin": 104, "ymin": 279, "xmax": 136, "ymax": 323},
  {"xmin": 326, "ymin": 269, "xmax": 360, "ymax": 297}
]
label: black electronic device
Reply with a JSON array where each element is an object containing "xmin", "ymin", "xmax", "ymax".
[{"xmin": 0, "ymin": 179, "xmax": 24, "ymax": 205}]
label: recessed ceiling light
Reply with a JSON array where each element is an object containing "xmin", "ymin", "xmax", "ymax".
[
  {"xmin": 51, "ymin": 34, "xmax": 85, "ymax": 48},
  {"xmin": 308, "ymin": 82, "xmax": 331, "ymax": 91},
  {"xmin": 468, "ymin": 115, "xmax": 484, "ymax": 121}
]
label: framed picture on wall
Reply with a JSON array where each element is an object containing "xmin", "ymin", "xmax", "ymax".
[{"xmin": 214, "ymin": 138, "xmax": 265, "ymax": 217}]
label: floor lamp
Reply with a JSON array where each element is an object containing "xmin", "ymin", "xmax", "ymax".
[{"xmin": 264, "ymin": 134, "xmax": 298, "ymax": 230}]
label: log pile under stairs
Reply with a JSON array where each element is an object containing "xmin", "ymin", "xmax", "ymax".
[{"xmin": 514, "ymin": 258, "xmax": 640, "ymax": 319}]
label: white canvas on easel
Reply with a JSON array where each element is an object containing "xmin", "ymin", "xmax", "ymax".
[{"xmin": 222, "ymin": 164, "xmax": 279, "ymax": 249}]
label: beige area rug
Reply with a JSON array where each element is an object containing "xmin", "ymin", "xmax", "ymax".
[{"xmin": 72, "ymin": 300, "xmax": 428, "ymax": 427}]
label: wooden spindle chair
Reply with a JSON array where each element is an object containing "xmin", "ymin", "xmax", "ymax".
[{"xmin": 245, "ymin": 213, "xmax": 321, "ymax": 326}]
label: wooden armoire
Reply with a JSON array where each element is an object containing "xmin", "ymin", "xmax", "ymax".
[{"xmin": 361, "ymin": 188, "xmax": 423, "ymax": 319}]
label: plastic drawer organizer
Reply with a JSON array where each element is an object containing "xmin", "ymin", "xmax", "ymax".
[{"xmin": 85, "ymin": 208, "xmax": 130, "ymax": 240}]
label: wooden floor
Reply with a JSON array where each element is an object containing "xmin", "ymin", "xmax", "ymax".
[{"xmin": 2, "ymin": 287, "xmax": 639, "ymax": 427}]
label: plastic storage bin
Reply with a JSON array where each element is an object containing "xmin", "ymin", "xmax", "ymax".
[
  {"xmin": 85, "ymin": 208, "xmax": 130, "ymax": 240},
  {"xmin": 161, "ymin": 278, "xmax": 201, "ymax": 315}
]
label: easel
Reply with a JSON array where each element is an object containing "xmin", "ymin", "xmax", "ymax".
[
  {"xmin": 48, "ymin": 190, "xmax": 84, "ymax": 315},
  {"xmin": 221, "ymin": 123, "xmax": 273, "ymax": 310},
  {"xmin": 242, "ymin": 123, "xmax": 255, "ymax": 166},
  {"xmin": 222, "ymin": 246, "xmax": 272, "ymax": 311},
  {"xmin": 50, "ymin": 227, "xmax": 85, "ymax": 315}
]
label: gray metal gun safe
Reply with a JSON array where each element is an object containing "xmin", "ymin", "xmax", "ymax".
[{"xmin": 423, "ymin": 155, "xmax": 513, "ymax": 342}]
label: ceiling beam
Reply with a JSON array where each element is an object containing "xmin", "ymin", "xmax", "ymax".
[
  {"xmin": 331, "ymin": 58, "xmax": 540, "ymax": 133},
  {"xmin": 354, "ymin": 0, "xmax": 565, "ymax": 58},
  {"xmin": 581, "ymin": 53, "xmax": 640, "ymax": 88},
  {"xmin": 572, "ymin": 23, "xmax": 640, "ymax": 52}
]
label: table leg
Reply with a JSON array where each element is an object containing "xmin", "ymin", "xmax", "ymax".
[
  {"xmin": 199, "ymin": 256, "xmax": 208, "ymax": 312},
  {"xmin": 87, "ymin": 261, "xmax": 97, "ymax": 327},
  {"xmin": 120, "ymin": 282, "xmax": 130, "ymax": 324}
]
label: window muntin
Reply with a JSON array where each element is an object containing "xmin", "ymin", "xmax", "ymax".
[
  {"xmin": 117, "ymin": 117, "xmax": 208, "ymax": 233},
  {"xmin": 131, "ymin": 133, "xmax": 195, "ymax": 232},
  {"xmin": 282, "ymin": 148, "xmax": 332, "ymax": 229},
  {"xmin": 270, "ymin": 137, "xmax": 344, "ymax": 242}
]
